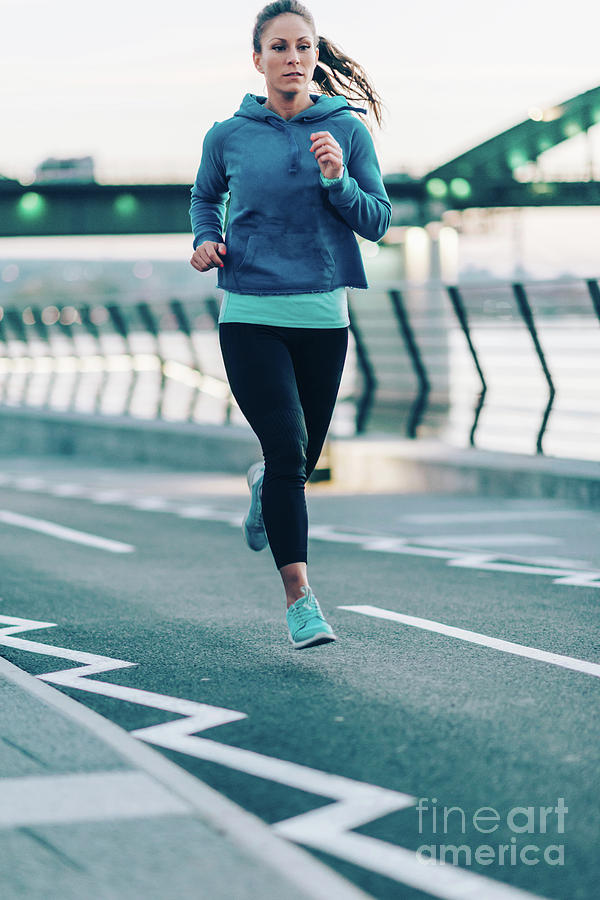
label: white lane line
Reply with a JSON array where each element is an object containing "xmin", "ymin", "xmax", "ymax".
[
  {"xmin": 2, "ymin": 472, "xmax": 598, "ymax": 588},
  {"xmin": 177, "ymin": 505, "xmax": 244, "ymax": 526},
  {"xmin": 401, "ymin": 510, "xmax": 586, "ymax": 524},
  {"xmin": 12, "ymin": 477, "xmax": 48, "ymax": 492},
  {"xmin": 412, "ymin": 534, "xmax": 560, "ymax": 548},
  {"xmin": 0, "ymin": 770, "xmax": 190, "ymax": 828},
  {"xmin": 49, "ymin": 483, "xmax": 88, "ymax": 497},
  {"xmin": 0, "ymin": 510, "xmax": 135, "ymax": 553},
  {"xmin": 129, "ymin": 496, "xmax": 173, "ymax": 511},
  {"xmin": 88, "ymin": 489, "xmax": 132, "ymax": 504},
  {"xmin": 340, "ymin": 605, "xmax": 600, "ymax": 680},
  {"xmin": 177, "ymin": 504, "xmax": 217, "ymax": 518},
  {"xmin": 0, "ymin": 614, "xmax": 547, "ymax": 900}
]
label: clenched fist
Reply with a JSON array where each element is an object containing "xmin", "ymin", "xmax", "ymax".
[
  {"xmin": 190, "ymin": 241, "xmax": 227, "ymax": 272},
  {"xmin": 310, "ymin": 131, "xmax": 344, "ymax": 181}
]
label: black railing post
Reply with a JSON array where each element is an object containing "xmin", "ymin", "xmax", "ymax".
[
  {"xmin": 446, "ymin": 285, "xmax": 488, "ymax": 447},
  {"xmin": 29, "ymin": 306, "xmax": 55, "ymax": 409},
  {"xmin": 106, "ymin": 304, "xmax": 135, "ymax": 416},
  {"xmin": 204, "ymin": 296, "xmax": 235, "ymax": 424},
  {"xmin": 79, "ymin": 305, "xmax": 108, "ymax": 415},
  {"xmin": 169, "ymin": 299, "xmax": 203, "ymax": 422},
  {"xmin": 0, "ymin": 313, "xmax": 11, "ymax": 404},
  {"xmin": 586, "ymin": 279, "xmax": 600, "ymax": 324},
  {"xmin": 512, "ymin": 283, "xmax": 555, "ymax": 455},
  {"xmin": 389, "ymin": 289, "xmax": 430, "ymax": 438},
  {"xmin": 56, "ymin": 308, "xmax": 81, "ymax": 411},
  {"xmin": 136, "ymin": 302, "xmax": 166, "ymax": 419},
  {"xmin": 5, "ymin": 308, "xmax": 31, "ymax": 406},
  {"xmin": 347, "ymin": 297, "xmax": 377, "ymax": 434}
]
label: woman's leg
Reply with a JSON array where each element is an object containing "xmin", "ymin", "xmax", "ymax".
[
  {"xmin": 275, "ymin": 327, "xmax": 348, "ymax": 608},
  {"xmin": 219, "ymin": 324, "xmax": 348, "ymax": 618},
  {"xmin": 290, "ymin": 326, "xmax": 349, "ymax": 477},
  {"xmin": 219, "ymin": 324, "xmax": 310, "ymax": 582}
]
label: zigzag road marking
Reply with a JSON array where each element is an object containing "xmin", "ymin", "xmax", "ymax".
[
  {"xmin": 0, "ymin": 613, "xmax": 546, "ymax": 900},
  {"xmin": 308, "ymin": 525, "xmax": 600, "ymax": 589}
]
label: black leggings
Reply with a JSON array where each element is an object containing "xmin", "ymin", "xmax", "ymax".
[{"xmin": 219, "ymin": 323, "xmax": 348, "ymax": 569}]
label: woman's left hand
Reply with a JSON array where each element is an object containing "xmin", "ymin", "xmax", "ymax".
[{"xmin": 310, "ymin": 131, "xmax": 344, "ymax": 180}]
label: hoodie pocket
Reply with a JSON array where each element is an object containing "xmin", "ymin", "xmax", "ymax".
[{"xmin": 236, "ymin": 233, "xmax": 335, "ymax": 292}]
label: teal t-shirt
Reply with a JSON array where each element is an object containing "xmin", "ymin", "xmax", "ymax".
[{"xmin": 218, "ymin": 287, "xmax": 349, "ymax": 328}]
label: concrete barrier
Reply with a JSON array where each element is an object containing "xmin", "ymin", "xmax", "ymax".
[
  {"xmin": 0, "ymin": 407, "xmax": 261, "ymax": 472},
  {"xmin": 328, "ymin": 436, "xmax": 600, "ymax": 508},
  {"xmin": 1, "ymin": 407, "xmax": 599, "ymax": 508}
]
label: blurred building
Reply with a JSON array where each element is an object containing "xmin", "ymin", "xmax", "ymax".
[{"xmin": 35, "ymin": 156, "xmax": 95, "ymax": 184}]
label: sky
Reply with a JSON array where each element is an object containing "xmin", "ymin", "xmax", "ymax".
[{"xmin": 3, "ymin": 0, "xmax": 600, "ymax": 183}]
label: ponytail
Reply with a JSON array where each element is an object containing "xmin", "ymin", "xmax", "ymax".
[
  {"xmin": 253, "ymin": 1, "xmax": 384, "ymax": 128},
  {"xmin": 313, "ymin": 35, "xmax": 383, "ymax": 128}
]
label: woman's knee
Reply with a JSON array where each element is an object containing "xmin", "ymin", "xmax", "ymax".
[
  {"xmin": 266, "ymin": 434, "xmax": 308, "ymax": 480},
  {"xmin": 260, "ymin": 408, "xmax": 309, "ymax": 480}
]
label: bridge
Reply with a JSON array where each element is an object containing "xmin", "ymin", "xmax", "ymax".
[{"xmin": 2, "ymin": 86, "xmax": 599, "ymax": 237}]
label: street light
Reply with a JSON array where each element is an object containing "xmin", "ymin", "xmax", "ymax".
[{"xmin": 17, "ymin": 192, "xmax": 46, "ymax": 220}]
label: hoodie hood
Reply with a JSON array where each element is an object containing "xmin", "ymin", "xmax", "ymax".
[
  {"xmin": 234, "ymin": 93, "xmax": 367, "ymax": 123},
  {"xmin": 233, "ymin": 93, "xmax": 366, "ymax": 174}
]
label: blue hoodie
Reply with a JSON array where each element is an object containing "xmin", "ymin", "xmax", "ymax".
[{"xmin": 190, "ymin": 93, "xmax": 392, "ymax": 295}]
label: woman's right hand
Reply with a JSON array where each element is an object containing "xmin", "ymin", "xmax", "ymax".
[{"xmin": 190, "ymin": 241, "xmax": 227, "ymax": 272}]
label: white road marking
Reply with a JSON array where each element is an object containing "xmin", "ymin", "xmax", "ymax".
[
  {"xmin": 1, "ymin": 659, "xmax": 370, "ymax": 900},
  {"xmin": 412, "ymin": 533, "xmax": 560, "ymax": 547},
  {"xmin": 274, "ymin": 819, "xmax": 542, "ymax": 900},
  {"xmin": 129, "ymin": 496, "xmax": 172, "ymax": 511},
  {"xmin": 12, "ymin": 477, "xmax": 48, "ymax": 492},
  {"xmin": 0, "ymin": 510, "xmax": 135, "ymax": 553},
  {"xmin": 339, "ymin": 606, "xmax": 600, "ymax": 679},
  {"xmin": 49, "ymin": 483, "xmax": 88, "ymax": 497},
  {"xmin": 401, "ymin": 510, "xmax": 586, "ymax": 525},
  {"xmin": 2, "ymin": 472, "xmax": 598, "ymax": 586},
  {"xmin": 309, "ymin": 525, "xmax": 600, "ymax": 589},
  {"xmin": 0, "ymin": 770, "xmax": 190, "ymax": 828},
  {"xmin": 0, "ymin": 614, "xmax": 547, "ymax": 900},
  {"xmin": 88, "ymin": 489, "xmax": 132, "ymax": 504},
  {"xmin": 177, "ymin": 504, "xmax": 218, "ymax": 519}
]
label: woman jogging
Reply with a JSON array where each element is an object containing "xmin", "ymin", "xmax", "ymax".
[{"xmin": 190, "ymin": 0, "xmax": 391, "ymax": 649}]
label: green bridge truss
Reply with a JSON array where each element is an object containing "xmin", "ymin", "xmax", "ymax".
[{"xmin": 2, "ymin": 85, "xmax": 600, "ymax": 236}]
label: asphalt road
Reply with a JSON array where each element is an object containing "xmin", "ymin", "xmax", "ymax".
[{"xmin": 1, "ymin": 455, "xmax": 599, "ymax": 900}]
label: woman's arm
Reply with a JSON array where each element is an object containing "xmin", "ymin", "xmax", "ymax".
[
  {"xmin": 318, "ymin": 122, "xmax": 391, "ymax": 243},
  {"xmin": 189, "ymin": 125, "xmax": 229, "ymax": 249}
]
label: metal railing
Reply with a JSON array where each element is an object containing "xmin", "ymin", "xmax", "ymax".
[
  {"xmin": 1, "ymin": 276, "xmax": 599, "ymax": 461},
  {"xmin": 0, "ymin": 293, "xmax": 237, "ymax": 425},
  {"xmin": 347, "ymin": 276, "xmax": 600, "ymax": 460}
]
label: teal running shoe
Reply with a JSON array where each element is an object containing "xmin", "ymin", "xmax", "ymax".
[
  {"xmin": 243, "ymin": 461, "xmax": 268, "ymax": 551},
  {"xmin": 286, "ymin": 586, "xmax": 337, "ymax": 649}
]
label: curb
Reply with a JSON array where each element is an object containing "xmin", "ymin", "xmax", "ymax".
[
  {"xmin": 328, "ymin": 437, "xmax": 600, "ymax": 508},
  {"xmin": 2, "ymin": 405, "xmax": 598, "ymax": 507},
  {"xmin": 0, "ymin": 655, "xmax": 371, "ymax": 900},
  {"xmin": 0, "ymin": 407, "xmax": 260, "ymax": 473}
]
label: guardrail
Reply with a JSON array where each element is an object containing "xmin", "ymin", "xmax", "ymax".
[
  {"xmin": 347, "ymin": 276, "xmax": 600, "ymax": 460},
  {"xmin": 0, "ymin": 293, "xmax": 238, "ymax": 425},
  {"xmin": 1, "ymin": 277, "xmax": 599, "ymax": 461}
]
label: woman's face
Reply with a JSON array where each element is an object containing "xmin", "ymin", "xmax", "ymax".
[{"xmin": 253, "ymin": 13, "xmax": 319, "ymax": 99}]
